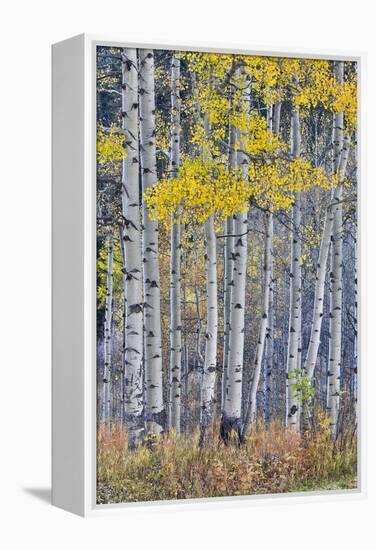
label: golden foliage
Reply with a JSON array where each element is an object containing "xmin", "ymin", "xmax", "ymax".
[
  {"xmin": 96, "ymin": 237, "xmax": 123, "ymax": 309},
  {"xmin": 183, "ymin": 52, "xmax": 357, "ymax": 134},
  {"xmin": 248, "ymin": 158, "xmax": 339, "ymax": 212},
  {"xmin": 144, "ymin": 159, "xmax": 249, "ymax": 226},
  {"xmin": 97, "ymin": 126, "xmax": 124, "ymax": 166},
  {"xmin": 142, "ymin": 52, "xmax": 353, "ymax": 229},
  {"xmin": 144, "ymin": 156, "xmax": 338, "ymax": 226}
]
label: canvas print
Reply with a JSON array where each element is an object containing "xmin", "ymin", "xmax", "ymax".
[{"xmin": 96, "ymin": 46, "xmax": 358, "ymax": 505}]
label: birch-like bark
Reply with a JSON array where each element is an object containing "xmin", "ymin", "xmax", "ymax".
[
  {"xmin": 333, "ymin": 62, "xmax": 345, "ymax": 173},
  {"xmin": 286, "ymin": 106, "xmax": 302, "ymax": 431},
  {"xmin": 197, "ymin": 110, "xmax": 218, "ymax": 443},
  {"xmin": 264, "ymin": 214, "xmax": 274, "ymax": 425},
  {"xmin": 168, "ymin": 54, "xmax": 182, "ymax": 434},
  {"xmin": 327, "ymin": 201, "xmax": 343, "ymax": 436},
  {"xmin": 182, "ymin": 272, "xmax": 189, "ymax": 431},
  {"xmin": 264, "ymin": 104, "xmax": 276, "ymax": 425},
  {"xmin": 327, "ymin": 61, "xmax": 345, "ymax": 437},
  {"xmin": 303, "ymin": 206, "xmax": 335, "ymax": 380},
  {"xmin": 303, "ymin": 139, "xmax": 349, "ymax": 382},
  {"xmin": 222, "ymin": 215, "xmax": 234, "ymax": 410},
  {"xmin": 122, "ymin": 48, "xmax": 144, "ymax": 448},
  {"xmin": 221, "ymin": 210, "xmax": 247, "ymax": 442},
  {"xmin": 102, "ymin": 233, "xmax": 114, "ymax": 424},
  {"xmin": 242, "ymin": 211, "xmax": 273, "ymax": 437},
  {"xmin": 326, "ymin": 61, "xmax": 345, "ymax": 436},
  {"xmin": 119, "ymin": 224, "xmax": 126, "ymax": 424},
  {"xmin": 199, "ymin": 214, "xmax": 218, "ymax": 443},
  {"xmin": 194, "ymin": 280, "xmax": 203, "ymax": 370},
  {"xmin": 266, "ymin": 101, "xmax": 281, "ymax": 421},
  {"xmin": 273, "ymin": 276, "xmax": 282, "ymax": 417},
  {"xmin": 221, "ymin": 75, "xmax": 248, "ymax": 442},
  {"xmin": 139, "ymin": 49, "xmax": 164, "ymax": 435},
  {"xmin": 222, "ymin": 93, "xmax": 237, "ymax": 411}
]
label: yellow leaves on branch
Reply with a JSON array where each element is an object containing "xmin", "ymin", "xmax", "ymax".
[
  {"xmin": 97, "ymin": 126, "xmax": 125, "ymax": 166},
  {"xmin": 332, "ymin": 78, "xmax": 357, "ymax": 131},
  {"xmin": 294, "ymin": 62, "xmax": 357, "ymax": 131},
  {"xmin": 144, "ymin": 159, "xmax": 249, "ymax": 227},
  {"xmin": 144, "ymin": 157, "xmax": 338, "ymax": 226},
  {"xmin": 183, "ymin": 51, "xmax": 235, "ymax": 82},
  {"xmin": 249, "ymin": 158, "xmax": 338, "ymax": 212},
  {"xmin": 233, "ymin": 112, "xmax": 284, "ymax": 156},
  {"xmin": 183, "ymin": 52, "xmax": 357, "ymax": 133},
  {"xmin": 155, "ymin": 110, "xmax": 170, "ymax": 154},
  {"xmin": 97, "ymin": 238, "xmax": 123, "ymax": 308}
]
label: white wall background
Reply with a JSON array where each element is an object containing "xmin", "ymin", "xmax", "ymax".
[{"xmin": 0, "ymin": 0, "xmax": 374, "ymax": 547}]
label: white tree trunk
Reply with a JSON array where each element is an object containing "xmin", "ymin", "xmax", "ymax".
[
  {"xmin": 327, "ymin": 61, "xmax": 345, "ymax": 438},
  {"xmin": 333, "ymin": 62, "xmax": 344, "ymax": 173},
  {"xmin": 264, "ymin": 213, "xmax": 274, "ymax": 425},
  {"xmin": 102, "ymin": 233, "xmax": 114, "ymax": 424},
  {"xmin": 327, "ymin": 68, "xmax": 344, "ymax": 433},
  {"xmin": 199, "ymin": 215, "xmax": 218, "ymax": 443},
  {"xmin": 221, "ymin": 73, "xmax": 249, "ymax": 442},
  {"xmin": 303, "ymin": 140, "xmax": 349, "ymax": 380},
  {"xmin": 182, "ymin": 269, "xmax": 190, "ymax": 431},
  {"xmin": 222, "ymin": 216, "xmax": 234, "ymax": 409},
  {"xmin": 221, "ymin": 211, "xmax": 247, "ymax": 441},
  {"xmin": 264, "ymin": 105, "xmax": 276, "ymax": 425},
  {"xmin": 119, "ymin": 224, "xmax": 126, "ymax": 424},
  {"xmin": 304, "ymin": 206, "xmax": 335, "ymax": 380},
  {"xmin": 327, "ymin": 202, "xmax": 343, "ymax": 436},
  {"xmin": 222, "ymin": 99, "xmax": 237, "ymax": 411},
  {"xmin": 286, "ymin": 106, "xmax": 302, "ymax": 431},
  {"xmin": 168, "ymin": 53, "xmax": 182, "ymax": 434},
  {"xmin": 264, "ymin": 101, "xmax": 280, "ymax": 423},
  {"xmin": 194, "ymin": 280, "xmax": 203, "ymax": 370},
  {"xmin": 139, "ymin": 49, "xmax": 164, "ymax": 435},
  {"xmin": 242, "ymin": 211, "xmax": 273, "ymax": 437},
  {"xmin": 222, "ymin": 175, "xmax": 248, "ymax": 436},
  {"xmin": 198, "ymin": 112, "xmax": 218, "ymax": 443},
  {"xmin": 122, "ymin": 48, "xmax": 144, "ymax": 448}
]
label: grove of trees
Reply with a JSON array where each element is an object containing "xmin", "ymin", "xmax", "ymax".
[{"xmin": 96, "ymin": 46, "xmax": 358, "ymax": 503}]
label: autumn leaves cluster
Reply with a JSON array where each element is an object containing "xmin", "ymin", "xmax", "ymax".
[{"xmin": 144, "ymin": 53, "xmax": 355, "ymax": 228}]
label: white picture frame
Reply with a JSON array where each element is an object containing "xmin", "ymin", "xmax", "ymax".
[{"xmin": 52, "ymin": 34, "xmax": 366, "ymax": 517}]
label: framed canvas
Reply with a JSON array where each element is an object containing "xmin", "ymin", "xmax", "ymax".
[{"xmin": 52, "ymin": 34, "xmax": 365, "ymax": 517}]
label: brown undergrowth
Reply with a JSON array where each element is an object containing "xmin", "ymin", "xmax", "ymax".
[{"xmin": 96, "ymin": 413, "xmax": 357, "ymax": 504}]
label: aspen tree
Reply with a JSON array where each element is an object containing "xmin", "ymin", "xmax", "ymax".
[
  {"xmin": 199, "ymin": 115, "xmax": 218, "ymax": 445},
  {"xmin": 199, "ymin": 214, "xmax": 218, "ymax": 444},
  {"xmin": 264, "ymin": 104, "xmax": 277, "ymax": 425},
  {"xmin": 327, "ymin": 61, "xmax": 345, "ymax": 437},
  {"xmin": 221, "ymin": 71, "xmax": 249, "ymax": 443},
  {"xmin": 139, "ymin": 49, "xmax": 164, "ymax": 434},
  {"xmin": 118, "ymin": 224, "xmax": 126, "ymax": 425},
  {"xmin": 242, "ymin": 211, "xmax": 273, "ymax": 437},
  {"xmin": 286, "ymin": 103, "xmax": 302, "ymax": 431},
  {"xmin": 221, "ymin": 86, "xmax": 237, "ymax": 411},
  {"xmin": 122, "ymin": 48, "xmax": 144, "ymax": 448},
  {"xmin": 168, "ymin": 53, "xmax": 182, "ymax": 433},
  {"xmin": 265, "ymin": 100, "xmax": 281, "ymax": 423},
  {"xmin": 303, "ymin": 139, "xmax": 349, "ymax": 382},
  {"xmin": 243, "ymin": 100, "xmax": 280, "ymax": 435}
]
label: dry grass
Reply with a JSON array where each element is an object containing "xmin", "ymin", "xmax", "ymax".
[{"xmin": 96, "ymin": 415, "xmax": 357, "ymax": 504}]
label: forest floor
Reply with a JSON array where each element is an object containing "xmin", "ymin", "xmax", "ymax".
[{"xmin": 96, "ymin": 417, "xmax": 357, "ymax": 504}]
